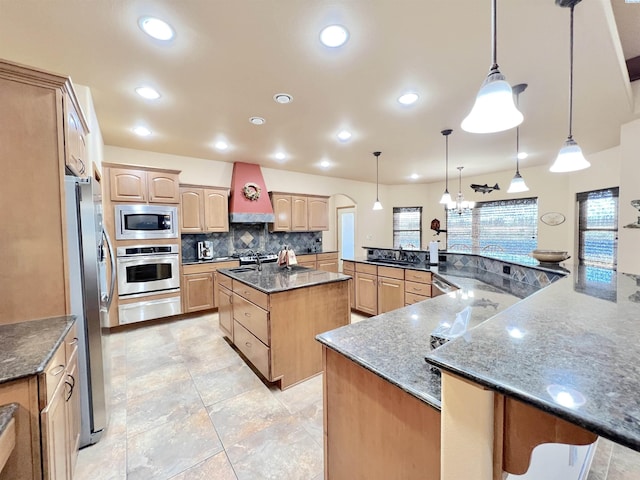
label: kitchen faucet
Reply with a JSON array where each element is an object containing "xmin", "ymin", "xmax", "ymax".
[{"xmin": 247, "ymin": 249, "xmax": 262, "ymax": 271}]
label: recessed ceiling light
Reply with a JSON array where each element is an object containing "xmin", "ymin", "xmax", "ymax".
[
  {"xmin": 135, "ymin": 86, "xmax": 161, "ymax": 100},
  {"xmin": 517, "ymin": 152, "xmax": 528, "ymax": 160},
  {"xmin": 320, "ymin": 160, "xmax": 331, "ymax": 168},
  {"xmin": 410, "ymin": 173, "xmax": 419, "ymax": 180},
  {"xmin": 215, "ymin": 141, "xmax": 229, "ymax": 151},
  {"xmin": 337, "ymin": 130, "xmax": 352, "ymax": 142},
  {"xmin": 320, "ymin": 25, "xmax": 349, "ymax": 47},
  {"xmin": 133, "ymin": 126, "xmax": 152, "ymax": 137},
  {"xmin": 275, "ymin": 152, "xmax": 286, "ymax": 160},
  {"xmin": 273, "ymin": 93, "xmax": 293, "ymax": 104},
  {"xmin": 249, "ymin": 117, "xmax": 266, "ymax": 125},
  {"xmin": 398, "ymin": 92, "xmax": 419, "ymax": 105},
  {"xmin": 138, "ymin": 17, "xmax": 175, "ymax": 41}
]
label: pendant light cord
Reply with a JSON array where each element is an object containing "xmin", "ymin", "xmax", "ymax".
[
  {"xmin": 445, "ymin": 135, "xmax": 449, "ymax": 190},
  {"xmin": 515, "ymin": 96, "xmax": 520, "ymax": 173},
  {"xmin": 491, "ymin": 0, "xmax": 498, "ymax": 69},
  {"xmin": 376, "ymin": 156, "xmax": 379, "ymax": 200},
  {"xmin": 568, "ymin": 4, "xmax": 575, "ymax": 139}
]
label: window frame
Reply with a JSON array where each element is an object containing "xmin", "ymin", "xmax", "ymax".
[
  {"xmin": 392, "ymin": 206, "xmax": 422, "ymax": 250},
  {"xmin": 576, "ymin": 187, "xmax": 619, "ymax": 268}
]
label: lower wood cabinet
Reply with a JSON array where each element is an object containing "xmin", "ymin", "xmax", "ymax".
[
  {"xmin": 181, "ymin": 261, "xmax": 239, "ymax": 313},
  {"xmin": 355, "ymin": 270, "xmax": 378, "ymax": 315},
  {"xmin": 343, "ymin": 261, "xmax": 355, "ymax": 310},
  {"xmin": 316, "ymin": 252, "xmax": 338, "ymax": 273},
  {"xmin": 377, "ymin": 267, "xmax": 405, "ymax": 314},
  {"xmin": 217, "ymin": 281, "xmax": 233, "ymax": 340}
]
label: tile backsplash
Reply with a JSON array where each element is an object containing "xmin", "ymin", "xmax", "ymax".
[{"xmin": 181, "ymin": 224, "xmax": 322, "ymax": 262}]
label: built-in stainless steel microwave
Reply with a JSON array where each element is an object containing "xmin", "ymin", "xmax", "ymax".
[{"xmin": 115, "ymin": 204, "xmax": 178, "ymax": 240}]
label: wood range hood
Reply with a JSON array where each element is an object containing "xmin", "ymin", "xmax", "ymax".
[{"xmin": 228, "ymin": 162, "xmax": 275, "ymax": 223}]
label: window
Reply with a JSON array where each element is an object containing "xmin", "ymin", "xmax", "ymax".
[
  {"xmin": 577, "ymin": 187, "xmax": 618, "ymax": 268},
  {"xmin": 447, "ymin": 198, "xmax": 538, "ymax": 255},
  {"xmin": 393, "ymin": 207, "xmax": 422, "ymax": 250}
]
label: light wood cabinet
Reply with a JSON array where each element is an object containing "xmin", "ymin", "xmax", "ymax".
[
  {"xmin": 182, "ymin": 261, "xmax": 238, "ymax": 314},
  {"xmin": 317, "ymin": 252, "xmax": 339, "ymax": 273},
  {"xmin": 377, "ymin": 267, "xmax": 405, "ymax": 314},
  {"xmin": 225, "ymin": 273, "xmax": 349, "ymax": 389},
  {"xmin": 291, "ymin": 196, "xmax": 308, "ymax": 231},
  {"xmin": 404, "ymin": 269, "xmax": 433, "ymax": 305},
  {"xmin": 343, "ymin": 261, "xmax": 356, "ymax": 309},
  {"xmin": 269, "ymin": 192, "xmax": 329, "ymax": 232},
  {"xmin": 109, "ymin": 166, "xmax": 180, "ymax": 204},
  {"xmin": 296, "ymin": 254, "xmax": 317, "ymax": 269},
  {"xmin": 183, "ymin": 272, "xmax": 214, "ymax": 313},
  {"xmin": 218, "ymin": 282, "xmax": 233, "ymax": 339},
  {"xmin": 355, "ymin": 264, "xmax": 378, "ymax": 316},
  {"xmin": 308, "ymin": 196, "xmax": 329, "ymax": 231},
  {"xmin": 64, "ymin": 99, "xmax": 88, "ymax": 178},
  {"xmin": 179, "ymin": 186, "xmax": 229, "ymax": 233}
]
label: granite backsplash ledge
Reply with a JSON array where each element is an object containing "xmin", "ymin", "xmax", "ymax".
[{"xmin": 182, "ymin": 224, "xmax": 322, "ymax": 262}]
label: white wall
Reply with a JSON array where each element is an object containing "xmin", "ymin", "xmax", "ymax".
[{"xmin": 618, "ymin": 118, "xmax": 640, "ymax": 273}]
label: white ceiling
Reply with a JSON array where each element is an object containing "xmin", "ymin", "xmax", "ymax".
[{"xmin": 0, "ymin": 0, "xmax": 637, "ymax": 185}]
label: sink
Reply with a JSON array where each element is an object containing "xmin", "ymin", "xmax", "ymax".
[{"xmin": 227, "ymin": 267, "xmax": 257, "ymax": 273}]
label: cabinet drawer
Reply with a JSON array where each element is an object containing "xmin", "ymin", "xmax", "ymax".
[
  {"xmin": 218, "ymin": 273, "xmax": 233, "ymax": 290},
  {"xmin": 343, "ymin": 260, "xmax": 354, "ymax": 272},
  {"xmin": 232, "ymin": 280, "xmax": 268, "ymax": 310},
  {"xmin": 377, "ymin": 266, "xmax": 405, "ymax": 280},
  {"xmin": 183, "ymin": 263, "xmax": 215, "ymax": 274},
  {"xmin": 234, "ymin": 320, "xmax": 270, "ymax": 380},
  {"xmin": 317, "ymin": 252, "xmax": 338, "ymax": 261},
  {"xmin": 233, "ymin": 293, "xmax": 269, "ymax": 345},
  {"xmin": 355, "ymin": 262, "xmax": 377, "ymax": 275},
  {"xmin": 65, "ymin": 323, "xmax": 79, "ymax": 362},
  {"xmin": 405, "ymin": 281, "xmax": 432, "ymax": 297},
  {"xmin": 405, "ymin": 292, "xmax": 430, "ymax": 305},
  {"xmin": 296, "ymin": 254, "xmax": 316, "ymax": 264},
  {"xmin": 404, "ymin": 269, "xmax": 432, "ymax": 284},
  {"xmin": 43, "ymin": 345, "xmax": 66, "ymax": 404}
]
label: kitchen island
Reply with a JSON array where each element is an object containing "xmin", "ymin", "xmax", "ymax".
[{"xmin": 219, "ymin": 263, "xmax": 350, "ymax": 389}]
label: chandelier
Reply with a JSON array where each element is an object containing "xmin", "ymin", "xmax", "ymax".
[{"xmin": 448, "ymin": 167, "xmax": 475, "ymax": 215}]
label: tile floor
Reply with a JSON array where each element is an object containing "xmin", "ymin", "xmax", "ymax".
[{"xmin": 75, "ymin": 312, "xmax": 640, "ymax": 480}]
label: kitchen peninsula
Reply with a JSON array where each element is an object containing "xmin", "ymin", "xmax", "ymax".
[
  {"xmin": 219, "ymin": 263, "xmax": 349, "ymax": 389},
  {"xmin": 316, "ymin": 253, "xmax": 633, "ymax": 479}
]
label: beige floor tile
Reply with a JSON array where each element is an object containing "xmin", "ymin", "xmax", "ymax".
[
  {"xmin": 226, "ymin": 417, "xmax": 323, "ymax": 480},
  {"xmin": 75, "ymin": 434, "xmax": 127, "ymax": 480},
  {"xmin": 183, "ymin": 344, "xmax": 245, "ymax": 377},
  {"xmin": 588, "ymin": 438, "xmax": 613, "ymax": 480},
  {"xmin": 170, "ymin": 451, "xmax": 238, "ymax": 480},
  {"xmin": 126, "ymin": 362, "xmax": 192, "ymax": 400},
  {"xmin": 350, "ymin": 312, "xmax": 369, "ymax": 324},
  {"xmin": 293, "ymin": 399, "xmax": 324, "ymax": 447},
  {"xmin": 607, "ymin": 442, "xmax": 640, "ymax": 479},
  {"xmin": 126, "ymin": 378, "xmax": 204, "ymax": 437},
  {"xmin": 192, "ymin": 362, "xmax": 265, "ymax": 407},
  {"xmin": 207, "ymin": 386, "xmax": 291, "ymax": 448},
  {"xmin": 271, "ymin": 374, "xmax": 322, "ymax": 415},
  {"xmin": 127, "ymin": 408, "xmax": 223, "ymax": 480}
]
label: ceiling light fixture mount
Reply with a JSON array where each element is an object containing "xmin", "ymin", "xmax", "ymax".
[
  {"xmin": 135, "ymin": 86, "xmax": 161, "ymax": 100},
  {"xmin": 508, "ymin": 83, "xmax": 530, "ymax": 193},
  {"xmin": 373, "ymin": 151, "xmax": 383, "ymax": 211},
  {"xmin": 273, "ymin": 93, "xmax": 293, "ymax": 104},
  {"xmin": 398, "ymin": 92, "xmax": 419, "ymax": 106},
  {"xmin": 550, "ymin": 0, "xmax": 590, "ymax": 173},
  {"xmin": 439, "ymin": 129, "xmax": 453, "ymax": 205},
  {"xmin": 320, "ymin": 25, "xmax": 349, "ymax": 47},
  {"xmin": 337, "ymin": 130, "xmax": 352, "ymax": 142},
  {"xmin": 461, "ymin": 0, "xmax": 523, "ymax": 134},
  {"xmin": 249, "ymin": 117, "xmax": 266, "ymax": 125},
  {"xmin": 133, "ymin": 126, "xmax": 152, "ymax": 137}
]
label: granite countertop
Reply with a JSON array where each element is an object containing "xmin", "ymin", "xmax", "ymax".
[
  {"xmin": 0, "ymin": 316, "xmax": 76, "ymax": 385},
  {"xmin": 426, "ymin": 267, "xmax": 640, "ymax": 452},
  {"xmin": 182, "ymin": 257, "xmax": 238, "ymax": 266},
  {"xmin": 218, "ymin": 263, "xmax": 350, "ymax": 294},
  {"xmin": 316, "ymin": 270, "xmax": 535, "ymax": 409},
  {"xmin": 0, "ymin": 403, "xmax": 18, "ymax": 435}
]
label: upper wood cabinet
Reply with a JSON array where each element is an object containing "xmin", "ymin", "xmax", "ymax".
[
  {"xmin": 308, "ymin": 196, "xmax": 329, "ymax": 231},
  {"xmin": 269, "ymin": 192, "xmax": 329, "ymax": 232},
  {"xmin": 108, "ymin": 166, "xmax": 180, "ymax": 203},
  {"xmin": 179, "ymin": 185, "xmax": 229, "ymax": 233},
  {"xmin": 64, "ymin": 98, "xmax": 89, "ymax": 178}
]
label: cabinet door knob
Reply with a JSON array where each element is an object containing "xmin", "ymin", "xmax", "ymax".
[
  {"xmin": 245, "ymin": 342, "xmax": 252, "ymax": 348},
  {"xmin": 244, "ymin": 312, "xmax": 251, "ymax": 317},
  {"xmin": 50, "ymin": 365, "xmax": 65, "ymax": 376}
]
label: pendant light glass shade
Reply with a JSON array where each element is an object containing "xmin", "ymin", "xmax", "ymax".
[
  {"xmin": 439, "ymin": 129, "xmax": 453, "ymax": 204},
  {"xmin": 461, "ymin": 0, "xmax": 522, "ymax": 134},
  {"xmin": 507, "ymin": 171, "xmax": 529, "ymax": 193},
  {"xmin": 550, "ymin": 0, "xmax": 590, "ymax": 173},
  {"xmin": 372, "ymin": 151, "xmax": 383, "ymax": 210}
]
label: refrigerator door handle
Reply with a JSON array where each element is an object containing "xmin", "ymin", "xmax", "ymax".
[{"xmin": 103, "ymin": 228, "xmax": 116, "ymax": 312}]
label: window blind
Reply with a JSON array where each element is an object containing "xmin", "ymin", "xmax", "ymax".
[
  {"xmin": 447, "ymin": 198, "xmax": 538, "ymax": 255},
  {"xmin": 393, "ymin": 207, "xmax": 422, "ymax": 250},
  {"xmin": 577, "ymin": 187, "xmax": 618, "ymax": 267}
]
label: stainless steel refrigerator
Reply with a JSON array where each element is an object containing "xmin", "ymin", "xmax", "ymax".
[{"xmin": 64, "ymin": 176, "xmax": 115, "ymax": 447}]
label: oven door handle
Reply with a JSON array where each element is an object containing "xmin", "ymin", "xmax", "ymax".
[
  {"xmin": 103, "ymin": 229, "xmax": 116, "ymax": 312},
  {"xmin": 116, "ymin": 254, "xmax": 179, "ymax": 265}
]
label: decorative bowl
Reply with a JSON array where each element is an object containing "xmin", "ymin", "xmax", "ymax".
[{"xmin": 530, "ymin": 249, "xmax": 570, "ymax": 263}]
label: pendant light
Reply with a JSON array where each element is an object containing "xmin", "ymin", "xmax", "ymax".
[
  {"xmin": 550, "ymin": 0, "xmax": 590, "ymax": 172},
  {"xmin": 448, "ymin": 166, "xmax": 475, "ymax": 214},
  {"xmin": 439, "ymin": 129, "xmax": 453, "ymax": 204},
  {"xmin": 372, "ymin": 151, "xmax": 383, "ymax": 210},
  {"xmin": 461, "ymin": 0, "xmax": 523, "ymax": 134},
  {"xmin": 507, "ymin": 83, "xmax": 530, "ymax": 193}
]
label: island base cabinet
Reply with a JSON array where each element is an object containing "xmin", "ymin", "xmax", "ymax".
[{"xmin": 323, "ymin": 347, "xmax": 441, "ymax": 480}]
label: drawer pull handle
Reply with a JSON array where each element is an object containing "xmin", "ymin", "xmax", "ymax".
[
  {"xmin": 50, "ymin": 365, "xmax": 65, "ymax": 376},
  {"xmin": 244, "ymin": 312, "xmax": 251, "ymax": 317},
  {"xmin": 69, "ymin": 337, "xmax": 79, "ymax": 346},
  {"xmin": 245, "ymin": 341, "xmax": 252, "ymax": 348},
  {"xmin": 414, "ymin": 288, "xmax": 422, "ymax": 291}
]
